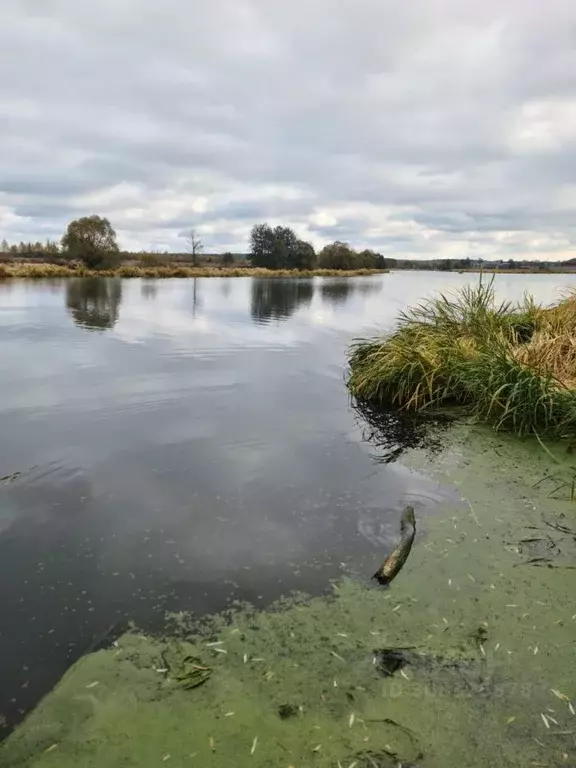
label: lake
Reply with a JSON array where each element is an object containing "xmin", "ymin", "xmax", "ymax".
[{"xmin": 0, "ymin": 270, "xmax": 575, "ymax": 732}]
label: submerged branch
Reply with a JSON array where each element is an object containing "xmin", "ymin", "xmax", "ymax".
[{"xmin": 373, "ymin": 505, "xmax": 416, "ymax": 585}]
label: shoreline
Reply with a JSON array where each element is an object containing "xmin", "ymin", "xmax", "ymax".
[
  {"xmin": 4, "ymin": 263, "xmax": 576, "ymax": 278},
  {"xmin": 457, "ymin": 268, "xmax": 576, "ymax": 275},
  {"xmin": 348, "ymin": 281, "xmax": 576, "ymax": 440},
  {"xmin": 3, "ymin": 424, "xmax": 575, "ymax": 767},
  {"xmin": 0, "ymin": 263, "xmax": 387, "ymax": 280}
]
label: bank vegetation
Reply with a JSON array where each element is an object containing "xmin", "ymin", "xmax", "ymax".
[
  {"xmin": 0, "ymin": 263, "xmax": 384, "ymax": 280},
  {"xmin": 0, "ymin": 215, "xmax": 388, "ymax": 277},
  {"xmin": 348, "ymin": 280, "xmax": 576, "ymax": 439}
]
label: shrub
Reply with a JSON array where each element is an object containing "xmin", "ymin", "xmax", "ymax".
[{"xmin": 139, "ymin": 253, "xmax": 164, "ymax": 267}]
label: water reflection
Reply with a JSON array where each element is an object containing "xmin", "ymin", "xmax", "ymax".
[
  {"xmin": 66, "ymin": 278, "xmax": 123, "ymax": 331},
  {"xmin": 353, "ymin": 398, "xmax": 447, "ymax": 464},
  {"xmin": 320, "ymin": 280, "xmax": 355, "ymax": 306},
  {"xmin": 141, "ymin": 281, "xmax": 158, "ymax": 301},
  {"xmin": 355, "ymin": 280, "xmax": 384, "ymax": 297},
  {"xmin": 191, "ymin": 277, "xmax": 202, "ymax": 318},
  {"xmin": 219, "ymin": 280, "xmax": 232, "ymax": 299},
  {"xmin": 3, "ymin": 271, "xmax": 574, "ymax": 734},
  {"xmin": 251, "ymin": 278, "xmax": 314, "ymax": 323},
  {"xmin": 320, "ymin": 278, "xmax": 383, "ymax": 306}
]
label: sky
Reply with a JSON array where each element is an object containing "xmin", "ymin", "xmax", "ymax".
[{"xmin": 0, "ymin": 0, "xmax": 575, "ymax": 260}]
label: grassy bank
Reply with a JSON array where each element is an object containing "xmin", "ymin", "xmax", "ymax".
[
  {"xmin": 2, "ymin": 425, "xmax": 576, "ymax": 767},
  {"xmin": 348, "ymin": 280, "xmax": 576, "ymax": 439},
  {"xmin": 0, "ymin": 263, "xmax": 386, "ymax": 280}
]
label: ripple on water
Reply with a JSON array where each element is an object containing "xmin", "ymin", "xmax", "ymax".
[{"xmin": 356, "ymin": 467, "xmax": 461, "ymax": 547}]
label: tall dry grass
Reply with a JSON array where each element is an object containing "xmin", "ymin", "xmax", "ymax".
[
  {"xmin": 348, "ymin": 279, "xmax": 576, "ymax": 439},
  {"xmin": 0, "ymin": 263, "xmax": 385, "ymax": 280}
]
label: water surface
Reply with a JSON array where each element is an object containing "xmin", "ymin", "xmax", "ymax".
[{"xmin": 0, "ymin": 270, "xmax": 574, "ymax": 730}]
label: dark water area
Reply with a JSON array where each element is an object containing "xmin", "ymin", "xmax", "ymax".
[{"xmin": 0, "ymin": 272, "xmax": 574, "ymax": 732}]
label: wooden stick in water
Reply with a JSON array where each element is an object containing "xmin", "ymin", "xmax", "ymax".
[{"xmin": 373, "ymin": 506, "xmax": 416, "ymax": 585}]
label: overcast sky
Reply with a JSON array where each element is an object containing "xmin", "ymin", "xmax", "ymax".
[{"xmin": 1, "ymin": 0, "xmax": 575, "ymax": 259}]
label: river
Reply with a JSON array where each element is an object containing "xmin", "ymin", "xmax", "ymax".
[{"xmin": 0, "ymin": 271, "xmax": 575, "ymax": 733}]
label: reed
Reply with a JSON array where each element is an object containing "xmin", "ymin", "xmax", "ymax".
[
  {"xmin": 348, "ymin": 279, "xmax": 576, "ymax": 439},
  {"xmin": 0, "ymin": 262, "xmax": 386, "ymax": 280}
]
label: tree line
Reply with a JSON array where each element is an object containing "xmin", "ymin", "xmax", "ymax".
[
  {"xmin": 249, "ymin": 224, "xmax": 385, "ymax": 270},
  {"xmin": 0, "ymin": 215, "xmax": 388, "ymax": 271},
  {"xmin": 2, "ymin": 216, "xmax": 573, "ymax": 273}
]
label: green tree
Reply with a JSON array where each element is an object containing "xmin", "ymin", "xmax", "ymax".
[
  {"xmin": 250, "ymin": 224, "xmax": 276, "ymax": 268},
  {"xmin": 44, "ymin": 239, "xmax": 60, "ymax": 256},
  {"xmin": 357, "ymin": 249, "xmax": 383, "ymax": 269},
  {"xmin": 275, "ymin": 226, "xmax": 299, "ymax": 268},
  {"xmin": 294, "ymin": 240, "xmax": 316, "ymax": 270},
  {"xmin": 221, "ymin": 251, "xmax": 235, "ymax": 267},
  {"xmin": 249, "ymin": 224, "xmax": 305, "ymax": 269},
  {"xmin": 317, "ymin": 241, "xmax": 358, "ymax": 270},
  {"xmin": 62, "ymin": 215, "xmax": 119, "ymax": 269}
]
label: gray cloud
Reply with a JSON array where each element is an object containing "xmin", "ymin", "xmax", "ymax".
[{"xmin": 0, "ymin": 0, "xmax": 575, "ymax": 258}]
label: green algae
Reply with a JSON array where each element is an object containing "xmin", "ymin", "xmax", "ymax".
[
  {"xmin": 161, "ymin": 641, "xmax": 212, "ymax": 690},
  {"xmin": 2, "ymin": 426, "xmax": 576, "ymax": 768}
]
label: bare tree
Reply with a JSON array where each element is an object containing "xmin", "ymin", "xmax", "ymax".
[{"xmin": 185, "ymin": 228, "xmax": 203, "ymax": 267}]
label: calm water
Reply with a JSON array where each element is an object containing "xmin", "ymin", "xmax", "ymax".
[{"xmin": 0, "ymin": 271, "xmax": 574, "ymax": 730}]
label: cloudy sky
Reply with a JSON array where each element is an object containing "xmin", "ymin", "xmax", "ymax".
[{"xmin": 1, "ymin": 0, "xmax": 575, "ymax": 259}]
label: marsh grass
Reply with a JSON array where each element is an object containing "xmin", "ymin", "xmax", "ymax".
[
  {"xmin": 348, "ymin": 279, "xmax": 576, "ymax": 439},
  {"xmin": 0, "ymin": 263, "xmax": 385, "ymax": 280},
  {"xmin": 532, "ymin": 432, "xmax": 576, "ymax": 501}
]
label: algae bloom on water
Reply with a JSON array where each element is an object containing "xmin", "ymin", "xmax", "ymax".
[{"xmin": 348, "ymin": 279, "xmax": 576, "ymax": 439}]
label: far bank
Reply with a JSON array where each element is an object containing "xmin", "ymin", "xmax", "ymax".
[{"xmin": 0, "ymin": 263, "xmax": 387, "ymax": 280}]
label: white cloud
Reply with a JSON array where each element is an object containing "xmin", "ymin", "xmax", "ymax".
[
  {"xmin": 510, "ymin": 99, "xmax": 576, "ymax": 152},
  {"xmin": 0, "ymin": 0, "xmax": 575, "ymax": 259},
  {"xmin": 310, "ymin": 212, "xmax": 337, "ymax": 228}
]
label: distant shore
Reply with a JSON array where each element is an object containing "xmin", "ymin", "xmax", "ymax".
[
  {"xmin": 456, "ymin": 268, "xmax": 576, "ymax": 275},
  {"xmin": 0, "ymin": 263, "xmax": 388, "ymax": 280},
  {"xmin": 390, "ymin": 267, "xmax": 576, "ymax": 275},
  {"xmin": 4, "ymin": 262, "xmax": 575, "ymax": 279}
]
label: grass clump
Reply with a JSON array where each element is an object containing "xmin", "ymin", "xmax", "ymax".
[{"xmin": 348, "ymin": 279, "xmax": 576, "ymax": 439}]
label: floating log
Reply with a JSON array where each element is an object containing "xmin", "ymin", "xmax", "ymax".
[{"xmin": 373, "ymin": 505, "xmax": 416, "ymax": 585}]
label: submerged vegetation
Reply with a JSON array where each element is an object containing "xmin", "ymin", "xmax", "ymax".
[{"xmin": 348, "ymin": 280, "xmax": 576, "ymax": 439}]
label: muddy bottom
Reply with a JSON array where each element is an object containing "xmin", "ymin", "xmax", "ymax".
[{"xmin": 2, "ymin": 425, "xmax": 576, "ymax": 768}]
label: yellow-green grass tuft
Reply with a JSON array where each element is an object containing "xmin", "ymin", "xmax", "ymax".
[{"xmin": 348, "ymin": 280, "xmax": 576, "ymax": 439}]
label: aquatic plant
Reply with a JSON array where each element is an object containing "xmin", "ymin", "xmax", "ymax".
[{"xmin": 348, "ymin": 279, "xmax": 576, "ymax": 439}]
